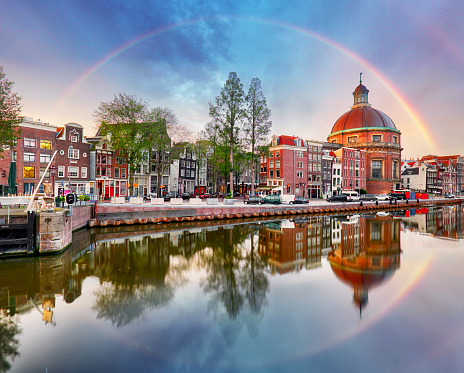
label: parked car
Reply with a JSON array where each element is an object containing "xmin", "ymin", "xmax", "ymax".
[
  {"xmin": 343, "ymin": 191, "xmax": 360, "ymax": 201},
  {"xmin": 163, "ymin": 191, "xmax": 177, "ymax": 201},
  {"xmin": 198, "ymin": 193, "xmax": 211, "ymax": 199},
  {"xmin": 263, "ymin": 195, "xmax": 281, "ymax": 204},
  {"xmin": 244, "ymin": 196, "xmax": 263, "ymax": 204},
  {"xmin": 388, "ymin": 192, "xmax": 407, "ymax": 200},
  {"xmin": 376, "ymin": 194, "xmax": 390, "ymax": 201},
  {"xmin": 360, "ymin": 194, "xmax": 377, "ymax": 201},
  {"xmin": 180, "ymin": 192, "xmax": 191, "ymax": 200},
  {"xmin": 445, "ymin": 193, "xmax": 455, "ymax": 198},
  {"xmin": 290, "ymin": 196, "xmax": 309, "ymax": 204},
  {"xmin": 327, "ymin": 194, "xmax": 348, "ymax": 202}
]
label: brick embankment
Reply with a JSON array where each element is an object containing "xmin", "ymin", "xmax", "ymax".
[{"xmin": 88, "ymin": 198, "xmax": 462, "ymax": 228}]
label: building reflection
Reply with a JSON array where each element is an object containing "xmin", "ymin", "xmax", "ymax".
[
  {"xmin": 328, "ymin": 214, "xmax": 401, "ymax": 315},
  {"xmin": 258, "ymin": 216, "xmax": 332, "ymax": 275},
  {"xmin": 400, "ymin": 206, "xmax": 464, "ymax": 239}
]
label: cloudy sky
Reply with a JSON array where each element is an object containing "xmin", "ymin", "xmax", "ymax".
[{"xmin": 1, "ymin": 0, "xmax": 463, "ymax": 158}]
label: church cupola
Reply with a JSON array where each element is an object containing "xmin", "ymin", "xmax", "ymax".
[{"xmin": 352, "ymin": 73, "xmax": 371, "ymax": 108}]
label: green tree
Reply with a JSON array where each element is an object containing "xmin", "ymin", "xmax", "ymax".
[
  {"xmin": 146, "ymin": 107, "xmax": 191, "ymax": 196},
  {"xmin": 94, "ymin": 94, "xmax": 185, "ymax": 197},
  {"xmin": 244, "ymin": 78, "xmax": 272, "ymax": 195},
  {"xmin": 209, "ymin": 72, "xmax": 245, "ymax": 197},
  {"xmin": 204, "ymin": 121, "xmax": 227, "ymax": 194},
  {"xmin": 0, "ymin": 67, "xmax": 22, "ymax": 152}
]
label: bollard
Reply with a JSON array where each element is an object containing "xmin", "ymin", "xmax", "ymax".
[
  {"xmin": 375, "ymin": 200, "xmax": 378, "ymax": 206},
  {"xmin": 360, "ymin": 201, "xmax": 363, "ymax": 207}
]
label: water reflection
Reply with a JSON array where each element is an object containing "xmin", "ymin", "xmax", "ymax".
[
  {"xmin": 328, "ymin": 214, "xmax": 401, "ymax": 316},
  {"xmin": 0, "ymin": 310, "xmax": 21, "ymax": 372},
  {"xmin": 0, "ymin": 205, "xmax": 462, "ymax": 371},
  {"xmin": 399, "ymin": 205, "xmax": 464, "ymax": 239}
]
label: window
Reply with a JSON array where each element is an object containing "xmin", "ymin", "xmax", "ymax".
[
  {"xmin": 372, "ymin": 160, "xmax": 382, "ymax": 178},
  {"xmin": 276, "ymin": 169, "xmax": 280, "ymax": 177},
  {"xmin": 40, "ymin": 140, "xmax": 52, "ymax": 149},
  {"xmin": 39, "ymin": 167, "xmax": 50, "ymax": 178},
  {"xmin": 24, "ymin": 166, "xmax": 35, "ymax": 178},
  {"xmin": 276, "ymin": 151, "xmax": 280, "ymax": 157},
  {"xmin": 81, "ymin": 167, "xmax": 87, "ymax": 178},
  {"xmin": 269, "ymin": 160, "xmax": 274, "ymax": 168},
  {"xmin": 393, "ymin": 136, "xmax": 398, "ymax": 144},
  {"xmin": 68, "ymin": 148, "xmax": 79, "ymax": 159},
  {"xmin": 348, "ymin": 136, "xmax": 357, "ymax": 143},
  {"xmin": 116, "ymin": 157, "xmax": 125, "ymax": 165},
  {"xmin": 372, "ymin": 135, "xmax": 381, "ymax": 142},
  {"xmin": 24, "ymin": 152, "xmax": 36, "ymax": 162},
  {"xmin": 58, "ymin": 166, "xmax": 65, "ymax": 177},
  {"xmin": 24, "ymin": 183, "xmax": 35, "ymax": 194},
  {"xmin": 24, "ymin": 138, "xmax": 36, "ymax": 147},
  {"xmin": 68, "ymin": 166, "xmax": 79, "ymax": 178},
  {"xmin": 114, "ymin": 168, "xmax": 119, "ymax": 178},
  {"xmin": 121, "ymin": 168, "xmax": 127, "ymax": 178},
  {"xmin": 276, "ymin": 160, "xmax": 280, "ymax": 168},
  {"xmin": 71, "ymin": 134, "xmax": 78, "ymax": 142},
  {"xmin": 297, "ymin": 150, "xmax": 303, "ymax": 158},
  {"xmin": 297, "ymin": 171, "xmax": 303, "ymax": 178},
  {"xmin": 180, "ymin": 169, "xmax": 185, "ymax": 177},
  {"xmin": 297, "ymin": 161, "xmax": 303, "ymax": 168},
  {"xmin": 40, "ymin": 153, "xmax": 51, "ymax": 163},
  {"xmin": 269, "ymin": 170, "xmax": 274, "ymax": 177},
  {"xmin": 393, "ymin": 161, "xmax": 398, "ymax": 179}
]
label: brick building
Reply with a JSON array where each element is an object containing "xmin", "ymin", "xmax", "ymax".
[
  {"xmin": 86, "ymin": 136, "xmax": 129, "ymax": 199},
  {"xmin": 0, "ymin": 118, "xmax": 90, "ymax": 196},
  {"xmin": 260, "ymin": 135, "xmax": 307, "ymax": 197},
  {"xmin": 327, "ymin": 78, "xmax": 402, "ymax": 194},
  {"xmin": 334, "ymin": 147, "xmax": 367, "ymax": 193},
  {"xmin": 55, "ymin": 123, "xmax": 91, "ymax": 195},
  {"xmin": 306, "ymin": 140, "xmax": 323, "ymax": 198}
]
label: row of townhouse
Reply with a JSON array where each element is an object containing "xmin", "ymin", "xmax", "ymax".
[
  {"xmin": 0, "ymin": 118, "xmax": 202, "ymax": 198},
  {"xmin": 0, "ymin": 118, "xmax": 92, "ymax": 196},
  {"xmin": 258, "ymin": 134, "xmax": 367, "ymax": 199},
  {"xmin": 401, "ymin": 155, "xmax": 464, "ymax": 195}
]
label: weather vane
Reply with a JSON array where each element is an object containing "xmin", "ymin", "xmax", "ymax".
[{"xmin": 359, "ymin": 72, "xmax": 363, "ymax": 84}]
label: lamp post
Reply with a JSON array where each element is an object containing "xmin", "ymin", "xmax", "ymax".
[
  {"xmin": 68, "ymin": 145, "xmax": 73, "ymax": 192},
  {"xmin": 49, "ymin": 165, "xmax": 56, "ymax": 196}
]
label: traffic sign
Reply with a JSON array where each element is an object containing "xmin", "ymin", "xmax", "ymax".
[
  {"xmin": 58, "ymin": 187, "xmax": 64, "ymax": 196},
  {"xmin": 66, "ymin": 193, "xmax": 76, "ymax": 205}
]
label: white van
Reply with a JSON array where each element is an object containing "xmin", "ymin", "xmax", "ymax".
[{"xmin": 342, "ymin": 191, "xmax": 360, "ymax": 201}]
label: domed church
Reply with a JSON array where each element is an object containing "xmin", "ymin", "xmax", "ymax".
[{"xmin": 327, "ymin": 75, "xmax": 403, "ymax": 194}]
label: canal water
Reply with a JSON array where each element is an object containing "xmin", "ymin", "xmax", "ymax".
[{"xmin": 1, "ymin": 205, "xmax": 463, "ymax": 372}]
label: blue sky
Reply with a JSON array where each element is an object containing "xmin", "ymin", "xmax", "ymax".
[{"xmin": 1, "ymin": 0, "xmax": 463, "ymax": 158}]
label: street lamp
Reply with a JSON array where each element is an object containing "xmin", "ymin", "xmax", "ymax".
[{"xmin": 68, "ymin": 145, "xmax": 73, "ymax": 192}]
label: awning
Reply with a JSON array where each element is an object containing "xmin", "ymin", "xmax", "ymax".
[{"xmin": 256, "ymin": 185, "xmax": 279, "ymax": 191}]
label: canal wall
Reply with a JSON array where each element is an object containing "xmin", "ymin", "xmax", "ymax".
[
  {"xmin": 37, "ymin": 205, "xmax": 93, "ymax": 254},
  {"xmin": 89, "ymin": 198, "xmax": 463, "ymax": 228}
]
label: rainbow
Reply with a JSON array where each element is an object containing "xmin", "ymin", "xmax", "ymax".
[{"xmin": 50, "ymin": 16, "xmax": 437, "ymax": 151}]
